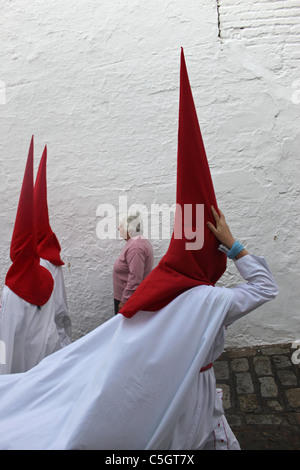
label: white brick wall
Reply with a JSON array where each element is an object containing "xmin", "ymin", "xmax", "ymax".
[{"xmin": 0, "ymin": 0, "xmax": 299, "ymax": 347}]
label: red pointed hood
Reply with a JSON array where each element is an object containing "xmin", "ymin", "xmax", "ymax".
[
  {"xmin": 120, "ymin": 49, "xmax": 226, "ymax": 318},
  {"xmin": 34, "ymin": 146, "xmax": 64, "ymax": 266},
  {"xmin": 5, "ymin": 136, "xmax": 54, "ymax": 306}
]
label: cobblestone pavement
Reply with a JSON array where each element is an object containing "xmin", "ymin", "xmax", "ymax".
[{"xmin": 214, "ymin": 342, "xmax": 300, "ymax": 450}]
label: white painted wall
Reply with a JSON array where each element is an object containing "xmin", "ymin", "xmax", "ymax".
[{"xmin": 0, "ymin": 0, "xmax": 299, "ymax": 347}]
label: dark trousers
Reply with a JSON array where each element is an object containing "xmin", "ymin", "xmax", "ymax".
[{"xmin": 114, "ymin": 298, "xmax": 120, "ymax": 315}]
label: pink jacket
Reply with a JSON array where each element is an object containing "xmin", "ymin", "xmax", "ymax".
[{"xmin": 113, "ymin": 236, "xmax": 154, "ymax": 303}]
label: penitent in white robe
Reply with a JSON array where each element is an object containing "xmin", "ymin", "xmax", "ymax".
[
  {"xmin": 0, "ymin": 254, "xmax": 278, "ymax": 450},
  {"xmin": 0, "ymin": 286, "xmax": 60, "ymax": 375},
  {"xmin": 0, "ymin": 260, "xmax": 71, "ymax": 375}
]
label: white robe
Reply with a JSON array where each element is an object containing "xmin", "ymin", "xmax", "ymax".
[
  {"xmin": 0, "ymin": 286, "xmax": 60, "ymax": 375},
  {"xmin": 40, "ymin": 259, "xmax": 72, "ymax": 348},
  {"xmin": 0, "ymin": 254, "xmax": 278, "ymax": 450}
]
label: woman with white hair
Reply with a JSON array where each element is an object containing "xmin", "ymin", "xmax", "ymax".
[{"xmin": 113, "ymin": 211, "xmax": 154, "ymax": 314}]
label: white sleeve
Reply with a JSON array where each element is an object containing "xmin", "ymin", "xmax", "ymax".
[{"xmin": 225, "ymin": 254, "xmax": 278, "ymax": 326}]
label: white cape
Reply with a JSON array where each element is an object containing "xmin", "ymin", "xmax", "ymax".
[
  {"xmin": 40, "ymin": 259, "xmax": 72, "ymax": 348},
  {"xmin": 0, "ymin": 285, "xmax": 233, "ymax": 450},
  {"xmin": 0, "ymin": 255, "xmax": 278, "ymax": 450}
]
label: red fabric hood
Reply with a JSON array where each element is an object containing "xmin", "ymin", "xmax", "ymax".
[
  {"xmin": 34, "ymin": 145, "xmax": 64, "ymax": 266},
  {"xmin": 5, "ymin": 136, "xmax": 54, "ymax": 306}
]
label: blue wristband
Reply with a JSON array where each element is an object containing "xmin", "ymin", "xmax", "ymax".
[{"xmin": 226, "ymin": 241, "xmax": 245, "ymax": 259}]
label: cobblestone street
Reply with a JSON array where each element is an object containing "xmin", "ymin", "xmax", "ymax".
[{"xmin": 214, "ymin": 342, "xmax": 300, "ymax": 450}]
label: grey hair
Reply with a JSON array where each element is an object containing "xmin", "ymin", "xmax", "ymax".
[{"xmin": 119, "ymin": 211, "xmax": 143, "ymax": 237}]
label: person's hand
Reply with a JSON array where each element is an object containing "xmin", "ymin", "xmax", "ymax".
[
  {"xmin": 207, "ymin": 206, "xmax": 236, "ymax": 249},
  {"xmin": 118, "ymin": 301, "xmax": 125, "ymax": 311}
]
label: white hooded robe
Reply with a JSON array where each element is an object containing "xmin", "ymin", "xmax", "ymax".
[{"xmin": 0, "ymin": 254, "xmax": 278, "ymax": 450}]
